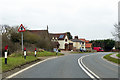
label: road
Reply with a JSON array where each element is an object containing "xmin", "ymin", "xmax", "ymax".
[
  {"xmin": 81, "ymin": 52, "xmax": 119, "ymax": 78},
  {"xmin": 10, "ymin": 52, "xmax": 119, "ymax": 79}
]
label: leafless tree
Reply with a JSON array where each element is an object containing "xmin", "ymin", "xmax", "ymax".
[
  {"xmin": 113, "ymin": 24, "xmax": 120, "ymax": 41},
  {"xmin": 112, "ymin": 24, "xmax": 120, "ymax": 50}
]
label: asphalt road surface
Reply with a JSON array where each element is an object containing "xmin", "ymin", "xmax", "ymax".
[
  {"xmin": 11, "ymin": 52, "xmax": 119, "ymax": 79},
  {"xmin": 82, "ymin": 52, "xmax": 119, "ymax": 78}
]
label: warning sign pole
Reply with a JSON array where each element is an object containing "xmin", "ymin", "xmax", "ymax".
[
  {"xmin": 18, "ymin": 24, "xmax": 26, "ymax": 51},
  {"xmin": 21, "ymin": 32, "xmax": 23, "ymax": 51}
]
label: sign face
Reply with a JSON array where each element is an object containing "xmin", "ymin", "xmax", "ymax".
[
  {"xmin": 5, "ymin": 45, "xmax": 8, "ymax": 50},
  {"xmin": 18, "ymin": 24, "xmax": 26, "ymax": 32}
]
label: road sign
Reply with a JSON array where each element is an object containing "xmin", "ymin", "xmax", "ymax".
[
  {"xmin": 18, "ymin": 24, "xmax": 26, "ymax": 32},
  {"xmin": 18, "ymin": 24, "xmax": 26, "ymax": 51}
]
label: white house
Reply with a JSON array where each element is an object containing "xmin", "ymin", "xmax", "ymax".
[
  {"xmin": 50, "ymin": 33, "xmax": 72, "ymax": 50},
  {"xmin": 69, "ymin": 36, "xmax": 86, "ymax": 51}
]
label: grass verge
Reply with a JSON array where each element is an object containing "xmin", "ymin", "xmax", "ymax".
[
  {"xmin": 116, "ymin": 53, "xmax": 120, "ymax": 58},
  {"xmin": 71, "ymin": 52, "xmax": 94, "ymax": 54},
  {"xmin": 2, "ymin": 56, "xmax": 38, "ymax": 72},
  {"xmin": 103, "ymin": 53, "xmax": 120, "ymax": 64},
  {"xmin": 2, "ymin": 51, "xmax": 64, "ymax": 72},
  {"xmin": 28, "ymin": 51, "xmax": 64, "ymax": 57}
]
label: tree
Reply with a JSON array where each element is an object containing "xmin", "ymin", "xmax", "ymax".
[
  {"xmin": 90, "ymin": 39, "xmax": 115, "ymax": 51},
  {"xmin": 104, "ymin": 39, "xmax": 115, "ymax": 51},
  {"xmin": 2, "ymin": 25, "xmax": 21, "ymax": 55},
  {"xmin": 113, "ymin": 24, "xmax": 120, "ymax": 41},
  {"xmin": 112, "ymin": 24, "xmax": 120, "ymax": 50}
]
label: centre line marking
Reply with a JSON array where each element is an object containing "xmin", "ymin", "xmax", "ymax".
[{"xmin": 78, "ymin": 54, "xmax": 101, "ymax": 80}]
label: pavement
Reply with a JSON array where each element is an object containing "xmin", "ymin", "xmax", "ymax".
[
  {"xmin": 7, "ymin": 52, "xmax": 119, "ymax": 79},
  {"xmin": 110, "ymin": 53, "xmax": 120, "ymax": 59}
]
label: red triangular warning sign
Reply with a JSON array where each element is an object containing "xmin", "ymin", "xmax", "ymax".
[{"xmin": 18, "ymin": 24, "xmax": 26, "ymax": 32}]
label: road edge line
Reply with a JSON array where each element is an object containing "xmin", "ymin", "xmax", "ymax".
[
  {"xmin": 101, "ymin": 55, "xmax": 119, "ymax": 67},
  {"xmin": 78, "ymin": 54, "xmax": 100, "ymax": 80},
  {"xmin": 6, "ymin": 56, "xmax": 59, "ymax": 78}
]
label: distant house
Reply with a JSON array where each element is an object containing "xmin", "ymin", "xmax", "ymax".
[
  {"xmin": 70, "ymin": 36, "xmax": 85, "ymax": 51},
  {"xmin": 50, "ymin": 34, "xmax": 88, "ymax": 51},
  {"xmin": 50, "ymin": 33, "xmax": 72, "ymax": 50},
  {"xmin": 79, "ymin": 38, "xmax": 92, "ymax": 51},
  {"xmin": 85, "ymin": 43, "xmax": 92, "ymax": 51}
]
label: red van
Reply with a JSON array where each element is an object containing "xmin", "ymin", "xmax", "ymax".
[{"xmin": 93, "ymin": 47, "xmax": 104, "ymax": 52}]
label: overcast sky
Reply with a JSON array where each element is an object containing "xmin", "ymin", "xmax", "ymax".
[{"xmin": 0, "ymin": 0, "xmax": 119, "ymax": 40}]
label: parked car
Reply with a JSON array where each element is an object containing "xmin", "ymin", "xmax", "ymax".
[{"xmin": 93, "ymin": 47, "xmax": 104, "ymax": 52}]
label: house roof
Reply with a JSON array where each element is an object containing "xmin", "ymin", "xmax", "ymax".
[
  {"xmin": 70, "ymin": 39, "xmax": 84, "ymax": 42},
  {"xmin": 79, "ymin": 38, "xmax": 89, "ymax": 43},
  {"xmin": 85, "ymin": 40, "xmax": 89, "ymax": 43},
  {"xmin": 50, "ymin": 33, "xmax": 67, "ymax": 40},
  {"xmin": 27, "ymin": 30, "xmax": 51, "ymax": 41},
  {"xmin": 79, "ymin": 39, "xmax": 86, "ymax": 41},
  {"xmin": 85, "ymin": 43, "xmax": 92, "ymax": 48},
  {"xmin": 27, "ymin": 30, "xmax": 49, "ymax": 36}
]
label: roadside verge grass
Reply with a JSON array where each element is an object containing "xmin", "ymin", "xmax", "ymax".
[
  {"xmin": 71, "ymin": 52, "xmax": 94, "ymax": 54},
  {"xmin": 103, "ymin": 53, "xmax": 120, "ymax": 64},
  {"xmin": 2, "ymin": 51, "xmax": 64, "ymax": 72},
  {"xmin": 2, "ymin": 56, "xmax": 38, "ymax": 72},
  {"xmin": 28, "ymin": 51, "xmax": 64, "ymax": 57},
  {"xmin": 116, "ymin": 53, "xmax": 120, "ymax": 58}
]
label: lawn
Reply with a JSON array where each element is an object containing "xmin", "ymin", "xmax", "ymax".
[
  {"xmin": 103, "ymin": 53, "xmax": 120, "ymax": 64},
  {"xmin": 116, "ymin": 53, "xmax": 120, "ymax": 58},
  {"xmin": 2, "ymin": 51, "xmax": 64, "ymax": 72}
]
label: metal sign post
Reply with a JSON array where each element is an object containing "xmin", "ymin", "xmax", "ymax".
[
  {"xmin": 18, "ymin": 24, "xmax": 26, "ymax": 51},
  {"xmin": 21, "ymin": 32, "xmax": 23, "ymax": 51}
]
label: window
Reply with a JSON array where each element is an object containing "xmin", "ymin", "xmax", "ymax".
[
  {"xmin": 65, "ymin": 39, "xmax": 67, "ymax": 42},
  {"xmin": 59, "ymin": 35, "xmax": 64, "ymax": 38}
]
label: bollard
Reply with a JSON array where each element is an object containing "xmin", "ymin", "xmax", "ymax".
[
  {"xmin": 5, "ymin": 45, "xmax": 8, "ymax": 64},
  {"xmin": 24, "ymin": 48, "xmax": 26, "ymax": 59},
  {"xmin": 56, "ymin": 48, "xmax": 58, "ymax": 55},
  {"xmin": 5, "ymin": 50, "xmax": 7, "ymax": 64},
  {"xmin": 35, "ymin": 48, "xmax": 37, "ymax": 57}
]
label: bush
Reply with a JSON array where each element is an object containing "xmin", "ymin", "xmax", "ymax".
[{"xmin": 2, "ymin": 25, "xmax": 54, "ymax": 56}]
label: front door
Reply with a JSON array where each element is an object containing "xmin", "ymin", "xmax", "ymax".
[{"xmin": 65, "ymin": 44, "xmax": 68, "ymax": 51}]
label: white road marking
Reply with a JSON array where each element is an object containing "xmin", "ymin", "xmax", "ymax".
[
  {"xmin": 6, "ymin": 56, "xmax": 60, "ymax": 78},
  {"xmin": 78, "ymin": 54, "xmax": 100, "ymax": 80}
]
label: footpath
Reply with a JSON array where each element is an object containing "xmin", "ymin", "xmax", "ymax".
[{"xmin": 110, "ymin": 53, "xmax": 120, "ymax": 59}]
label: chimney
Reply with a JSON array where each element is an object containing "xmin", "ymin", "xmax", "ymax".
[
  {"xmin": 74, "ymin": 36, "xmax": 78, "ymax": 39},
  {"xmin": 47, "ymin": 25, "xmax": 48, "ymax": 31}
]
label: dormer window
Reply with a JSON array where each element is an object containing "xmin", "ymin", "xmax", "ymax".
[
  {"xmin": 52, "ymin": 37, "xmax": 54, "ymax": 39},
  {"xmin": 56, "ymin": 37, "xmax": 57, "ymax": 40}
]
